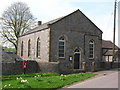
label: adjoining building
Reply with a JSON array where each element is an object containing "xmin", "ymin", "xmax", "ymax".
[
  {"xmin": 102, "ymin": 40, "xmax": 120, "ymax": 62},
  {"xmin": 17, "ymin": 9, "xmax": 103, "ymax": 73}
]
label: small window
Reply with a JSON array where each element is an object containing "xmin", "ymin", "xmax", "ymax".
[
  {"xmin": 28, "ymin": 39, "xmax": 31, "ymax": 57},
  {"xmin": 21, "ymin": 41, "xmax": 23, "ymax": 56},
  {"xmin": 89, "ymin": 40, "xmax": 94, "ymax": 59},
  {"xmin": 59, "ymin": 37, "xmax": 65, "ymax": 58},
  {"xmin": 36, "ymin": 38, "xmax": 40, "ymax": 57}
]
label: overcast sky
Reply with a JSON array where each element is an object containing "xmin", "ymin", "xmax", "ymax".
[{"xmin": 0, "ymin": 0, "xmax": 119, "ymax": 46}]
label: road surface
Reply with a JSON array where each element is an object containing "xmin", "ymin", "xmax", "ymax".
[{"xmin": 62, "ymin": 69, "xmax": 119, "ymax": 88}]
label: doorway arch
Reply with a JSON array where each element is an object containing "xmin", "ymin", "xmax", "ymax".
[{"xmin": 74, "ymin": 49, "xmax": 81, "ymax": 69}]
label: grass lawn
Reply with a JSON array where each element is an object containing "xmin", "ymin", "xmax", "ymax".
[{"xmin": 2, "ymin": 72, "xmax": 96, "ymax": 89}]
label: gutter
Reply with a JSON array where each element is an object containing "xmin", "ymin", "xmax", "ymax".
[{"xmin": 19, "ymin": 27, "xmax": 49, "ymax": 37}]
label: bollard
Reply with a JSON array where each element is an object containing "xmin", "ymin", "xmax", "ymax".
[
  {"xmin": 91, "ymin": 62, "xmax": 95, "ymax": 72},
  {"xmin": 82, "ymin": 62, "xmax": 86, "ymax": 72}
]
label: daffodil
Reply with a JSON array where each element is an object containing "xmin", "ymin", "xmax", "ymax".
[
  {"xmin": 16, "ymin": 77, "xmax": 19, "ymax": 80},
  {"xmin": 8, "ymin": 84, "xmax": 11, "ymax": 86},
  {"xmin": 38, "ymin": 75, "xmax": 41, "ymax": 77},
  {"xmin": 4, "ymin": 85, "xmax": 7, "ymax": 87},
  {"xmin": 64, "ymin": 75, "xmax": 67, "ymax": 77},
  {"xmin": 61, "ymin": 74, "xmax": 64, "ymax": 76},
  {"xmin": 21, "ymin": 79, "xmax": 28, "ymax": 83}
]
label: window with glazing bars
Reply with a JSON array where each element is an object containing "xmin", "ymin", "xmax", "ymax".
[
  {"xmin": 21, "ymin": 41, "xmax": 23, "ymax": 56},
  {"xmin": 59, "ymin": 37, "xmax": 65, "ymax": 58},
  {"xmin": 89, "ymin": 40, "xmax": 94, "ymax": 59},
  {"xmin": 36, "ymin": 38, "xmax": 40, "ymax": 57},
  {"xmin": 28, "ymin": 39, "xmax": 31, "ymax": 57}
]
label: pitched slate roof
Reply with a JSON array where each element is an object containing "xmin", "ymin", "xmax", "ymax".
[
  {"xmin": 102, "ymin": 40, "xmax": 119, "ymax": 49},
  {"xmin": 20, "ymin": 9, "xmax": 102, "ymax": 37},
  {"xmin": 102, "ymin": 40, "xmax": 119, "ymax": 56},
  {"xmin": 20, "ymin": 17, "xmax": 63, "ymax": 37}
]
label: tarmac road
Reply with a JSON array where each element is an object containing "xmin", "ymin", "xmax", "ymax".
[{"xmin": 62, "ymin": 69, "xmax": 119, "ymax": 88}]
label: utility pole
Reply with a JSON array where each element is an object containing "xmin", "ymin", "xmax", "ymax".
[{"xmin": 112, "ymin": 0, "xmax": 117, "ymax": 61}]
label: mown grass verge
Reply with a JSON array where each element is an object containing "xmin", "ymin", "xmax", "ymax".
[{"xmin": 2, "ymin": 72, "xmax": 97, "ymax": 89}]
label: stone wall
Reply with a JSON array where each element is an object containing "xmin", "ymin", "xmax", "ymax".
[
  {"xmin": 2, "ymin": 61, "xmax": 60, "ymax": 75},
  {"xmin": 37, "ymin": 62, "xmax": 60, "ymax": 73},
  {"xmin": 2, "ymin": 61, "xmax": 39, "ymax": 75},
  {"xmin": 17, "ymin": 10, "xmax": 103, "ymax": 73},
  {"xmin": 2, "ymin": 60, "xmax": 120, "ymax": 75},
  {"xmin": 100, "ymin": 62, "xmax": 120, "ymax": 70},
  {"xmin": 50, "ymin": 10, "xmax": 102, "ymax": 70},
  {"xmin": 17, "ymin": 29, "xmax": 50, "ymax": 62}
]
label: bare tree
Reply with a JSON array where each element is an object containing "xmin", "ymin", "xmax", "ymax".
[{"xmin": 0, "ymin": 2, "xmax": 36, "ymax": 53}]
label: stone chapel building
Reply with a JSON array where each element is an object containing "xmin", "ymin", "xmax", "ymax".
[{"xmin": 17, "ymin": 9, "xmax": 103, "ymax": 73}]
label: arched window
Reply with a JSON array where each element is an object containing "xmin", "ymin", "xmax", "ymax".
[
  {"xmin": 59, "ymin": 36, "xmax": 65, "ymax": 58},
  {"xmin": 36, "ymin": 38, "xmax": 40, "ymax": 57},
  {"xmin": 89, "ymin": 40, "xmax": 94, "ymax": 59},
  {"xmin": 28, "ymin": 39, "xmax": 31, "ymax": 57},
  {"xmin": 21, "ymin": 41, "xmax": 23, "ymax": 56}
]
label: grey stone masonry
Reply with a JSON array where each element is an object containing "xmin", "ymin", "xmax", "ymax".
[{"xmin": 17, "ymin": 9, "xmax": 103, "ymax": 73}]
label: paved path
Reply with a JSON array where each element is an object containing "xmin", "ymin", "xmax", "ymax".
[{"xmin": 62, "ymin": 69, "xmax": 118, "ymax": 88}]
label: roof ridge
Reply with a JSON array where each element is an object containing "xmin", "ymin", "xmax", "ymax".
[
  {"xmin": 20, "ymin": 9, "xmax": 103, "ymax": 37},
  {"xmin": 20, "ymin": 9, "xmax": 80, "ymax": 37},
  {"xmin": 48, "ymin": 9, "xmax": 80, "ymax": 25}
]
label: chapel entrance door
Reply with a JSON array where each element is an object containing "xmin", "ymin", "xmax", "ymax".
[{"xmin": 74, "ymin": 49, "xmax": 80, "ymax": 69}]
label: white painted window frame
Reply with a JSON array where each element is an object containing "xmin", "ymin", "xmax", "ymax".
[
  {"xmin": 89, "ymin": 40, "xmax": 94, "ymax": 59},
  {"xmin": 59, "ymin": 37, "xmax": 65, "ymax": 58}
]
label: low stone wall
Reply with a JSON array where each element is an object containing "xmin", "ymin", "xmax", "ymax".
[
  {"xmin": 80, "ymin": 61, "xmax": 119, "ymax": 72},
  {"xmin": 2, "ymin": 62, "xmax": 23, "ymax": 75},
  {"xmin": 2, "ymin": 61, "xmax": 60, "ymax": 75},
  {"xmin": 2, "ymin": 60, "xmax": 119, "ymax": 75},
  {"xmin": 81, "ymin": 61, "xmax": 101, "ymax": 72},
  {"xmin": 112, "ymin": 62, "xmax": 120, "ymax": 68},
  {"xmin": 100, "ymin": 62, "xmax": 120, "ymax": 70},
  {"xmin": 37, "ymin": 62, "xmax": 60, "ymax": 73},
  {"xmin": 2, "ymin": 61, "xmax": 39, "ymax": 75}
]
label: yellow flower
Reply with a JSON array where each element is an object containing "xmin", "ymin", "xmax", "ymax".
[{"xmin": 64, "ymin": 75, "xmax": 67, "ymax": 77}]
